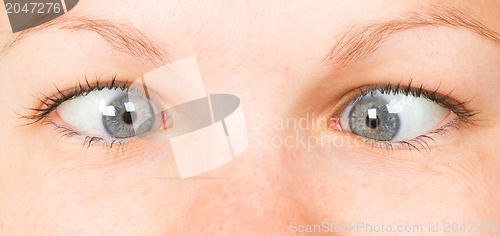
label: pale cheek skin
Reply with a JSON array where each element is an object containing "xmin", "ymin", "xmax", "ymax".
[{"xmin": 0, "ymin": 0, "xmax": 500, "ymax": 235}]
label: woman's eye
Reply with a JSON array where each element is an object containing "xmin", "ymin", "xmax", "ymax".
[
  {"xmin": 56, "ymin": 88, "xmax": 161, "ymax": 139},
  {"xmin": 335, "ymin": 90, "xmax": 451, "ymax": 141}
]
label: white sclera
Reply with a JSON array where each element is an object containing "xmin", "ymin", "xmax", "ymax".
[
  {"xmin": 340, "ymin": 91, "xmax": 450, "ymax": 140},
  {"xmin": 57, "ymin": 88, "xmax": 156, "ymax": 137},
  {"xmin": 56, "ymin": 57, "xmax": 249, "ymax": 179}
]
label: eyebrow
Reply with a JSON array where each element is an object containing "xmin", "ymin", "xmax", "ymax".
[
  {"xmin": 1, "ymin": 5, "xmax": 497, "ymax": 67},
  {"xmin": 324, "ymin": 4, "xmax": 500, "ymax": 66},
  {"xmin": 0, "ymin": 14, "xmax": 168, "ymax": 64}
]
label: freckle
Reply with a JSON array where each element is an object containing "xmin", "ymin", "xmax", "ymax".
[
  {"xmin": 143, "ymin": 188, "xmax": 151, "ymax": 196},
  {"xmin": 219, "ymin": 225, "xmax": 223, "ymax": 231},
  {"xmin": 90, "ymin": 195, "xmax": 97, "ymax": 201}
]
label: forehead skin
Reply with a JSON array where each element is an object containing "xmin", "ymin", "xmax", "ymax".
[{"xmin": 0, "ymin": 0, "xmax": 499, "ymax": 235}]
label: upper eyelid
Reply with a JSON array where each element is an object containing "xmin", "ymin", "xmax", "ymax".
[
  {"xmin": 328, "ymin": 88, "xmax": 468, "ymax": 153},
  {"xmin": 325, "ymin": 81, "xmax": 478, "ymax": 124},
  {"xmin": 22, "ymin": 76, "xmax": 140, "ymax": 124},
  {"xmin": 27, "ymin": 80, "xmax": 163, "ymax": 148}
]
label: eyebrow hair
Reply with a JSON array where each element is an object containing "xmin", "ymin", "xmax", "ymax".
[
  {"xmin": 0, "ymin": 14, "xmax": 168, "ymax": 64},
  {"xmin": 324, "ymin": 4, "xmax": 500, "ymax": 67}
]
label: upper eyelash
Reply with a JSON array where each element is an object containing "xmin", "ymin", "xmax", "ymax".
[
  {"xmin": 25, "ymin": 77, "xmax": 479, "ymax": 153},
  {"xmin": 339, "ymin": 80, "xmax": 479, "ymax": 153},
  {"xmin": 22, "ymin": 75, "xmax": 132, "ymax": 124},
  {"xmin": 356, "ymin": 80, "xmax": 479, "ymax": 123},
  {"xmin": 21, "ymin": 75, "xmax": 140, "ymax": 151}
]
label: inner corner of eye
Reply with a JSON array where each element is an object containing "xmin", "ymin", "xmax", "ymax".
[
  {"xmin": 327, "ymin": 115, "xmax": 343, "ymax": 131},
  {"xmin": 324, "ymin": 88, "xmax": 460, "ymax": 143}
]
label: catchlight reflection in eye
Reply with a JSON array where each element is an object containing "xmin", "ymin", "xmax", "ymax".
[
  {"xmin": 54, "ymin": 57, "xmax": 248, "ymax": 179},
  {"xmin": 336, "ymin": 90, "xmax": 450, "ymax": 141},
  {"xmin": 57, "ymin": 88, "xmax": 161, "ymax": 139}
]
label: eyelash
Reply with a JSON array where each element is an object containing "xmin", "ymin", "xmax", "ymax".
[
  {"xmin": 25, "ymin": 78, "xmax": 478, "ymax": 153},
  {"xmin": 45, "ymin": 119, "xmax": 130, "ymax": 151},
  {"xmin": 331, "ymin": 80, "xmax": 479, "ymax": 153},
  {"xmin": 23, "ymin": 75, "xmax": 135, "ymax": 151}
]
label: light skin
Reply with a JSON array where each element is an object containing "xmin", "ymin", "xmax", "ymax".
[{"xmin": 0, "ymin": 0, "xmax": 499, "ymax": 235}]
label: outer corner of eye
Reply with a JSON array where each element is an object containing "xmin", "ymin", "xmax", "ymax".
[{"xmin": 327, "ymin": 89, "xmax": 457, "ymax": 143}]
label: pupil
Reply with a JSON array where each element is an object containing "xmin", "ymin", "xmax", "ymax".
[
  {"xmin": 366, "ymin": 115, "xmax": 379, "ymax": 129},
  {"xmin": 122, "ymin": 111, "xmax": 134, "ymax": 125},
  {"xmin": 348, "ymin": 95, "xmax": 400, "ymax": 141}
]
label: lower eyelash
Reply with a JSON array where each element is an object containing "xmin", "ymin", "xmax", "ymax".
[
  {"xmin": 337, "ymin": 80, "xmax": 479, "ymax": 153},
  {"xmin": 43, "ymin": 118, "xmax": 130, "ymax": 152},
  {"xmin": 22, "ymin": 75, "xmax": 139, "ymax": 151},
  {"xmin": 365, "ymin": 117, "xmax": 461, "ymax": 154}
]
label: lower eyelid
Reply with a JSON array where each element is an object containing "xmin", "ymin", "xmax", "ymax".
[
  {"xmin": 360, "ymin": 114, "xmax": 460, "ymax": 152},
  {"xmin": 323, "ymin": 104, "xmax": 462, "ymax": 153},
  {"xmin": 50, "ymin": 103, "xmax": 172, "ymax": 149},
  {"xmin": 387, "ymin": 118, "xmax": 461, "ymax": 151},
  {"xmin": 43, "ymin": 111, "xmax": 131, "ymax": 149},
  {"xmin": 38, "ymin": 119, "xmax": 171, "ymax": 167}
]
